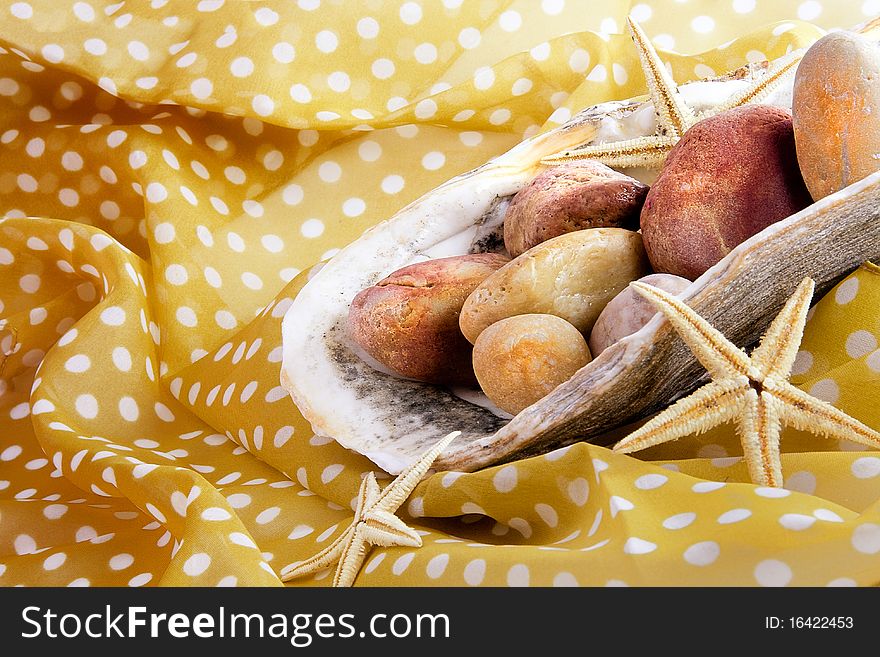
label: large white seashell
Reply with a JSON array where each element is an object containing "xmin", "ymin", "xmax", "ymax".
[{"xmin": 281, "ymin": 56, "xmax": 880, "ymax": 474}]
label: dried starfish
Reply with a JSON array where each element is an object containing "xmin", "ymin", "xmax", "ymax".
[
  {"xmin": 280, "ymin": 431, "xmax": 459, "ymax": 587},
  {"xmin": 541, "ymin": 17, "xmax": 802, "ymax": 169},
  {"xmin": 613, "ymin": 278, "xmax": 880, "ymax": 487}
]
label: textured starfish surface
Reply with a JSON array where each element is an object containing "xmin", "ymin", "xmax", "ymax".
[
  {"xmin": 541, "ymin": 17, "xmax": 802, "ymax": 169},
  {"xmin": 280, "ymin": 431, "xmax": 459, "ymax": 587},
  {"xmin": 613, "ymin": 278, "xmax": 880, "ymax": 487}
]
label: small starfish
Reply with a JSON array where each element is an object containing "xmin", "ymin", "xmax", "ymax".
[
  {"xmin": 613, "ymin": 278, "xmax": 880, "ymax": 487},
  {"xmin": 541, "ymin": 17, "xmax": 802, "ymax": 169},
  {"xmin": 280, "ymin": 431, "xmax": 459, "ymax": 587}
]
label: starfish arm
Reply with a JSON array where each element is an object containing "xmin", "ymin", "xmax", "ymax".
[
  {"xmin": 736, "ymin": 390, "xmax": 784, "ymax": 487},
  {"xmin": 705, "ymin": 50, "xmax": 803, "ymax": 117},
  {"xmin": 333, "ymin": 524, "xmax": 369, "ymax": 588},
  {"xmin": 769, "ymin": 380, "xmax": 880, "ymax": 450},
  {"xmin": 858, "ymin": 15, "xmax": 880, "ymax": 36},
  {"xmin": 283, "ymin": 434, "xmax": 457, "ymax": 586},
  {"xmin": 357, "ymin": 472, "xmax": 381, "ymax": 514},
  {"xmin": 627, "ymin": 17, "xmax": 696, "ymax": 136},
  {"xmin": 280, "ymin": 525, "xmax": 354, "ymax": 581},
  {"xmin": 376, "ymin": 431, "xmax": 460, "ymax": 512},
  {"xmin": 362, "ymin": 509, "xmax": 423, "ymax": 548},
  {"xmin": 631, "ymin": 282, "xmax": 753, "ymax": 379},
  {"xmin": 342, "ymin": 474, "xmax": 379, "ymax": 528},
  {"xmin": 614, "ymin": 379, "xmax": 748, "ymax": 453},
  {"xmin": 750, "ymin": 278, "xmax": 815, "ymax": 379},
  {"xmin": 540, "ymin": 135, "xmax": 674, "ymax": 169}
]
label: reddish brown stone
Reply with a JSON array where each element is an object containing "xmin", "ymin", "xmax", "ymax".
[
  {"xmin": 640, "ymin": 105, "xmax": 812, "ymax": 280},
  {"xmin": 503, "ymin": 160, "xmax": 647, "ymax": 258},
  {"xmin": 348, "ymin": 253, "xmax": 508, "ymax": 386}
]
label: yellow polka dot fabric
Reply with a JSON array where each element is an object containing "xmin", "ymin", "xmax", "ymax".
[{"xmin": 1, "ymin": 1, "xmax": 879, "ymax": 587}]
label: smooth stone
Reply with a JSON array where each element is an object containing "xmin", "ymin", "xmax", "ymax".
[
  {"xmin": 793, "ymin": 30, "xmax": 880, "ymax": 201},
  {"xmin": 348, "ymin": 253, "xmax": 508, "ymax": 385},
  {"xmin": 460, "ymin": 227, "xmax": 650, "ymax": 343},
  {"xmin": 589, "ymin": 273, "xmax": 691, "ymax": 356},
  {"xmin": 472, "ymin": 314, "xmax": 592, "ymax": 415},
  {"xmin": 503, "ymin": 160, "xmax": 647, "ymax": 258}
]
